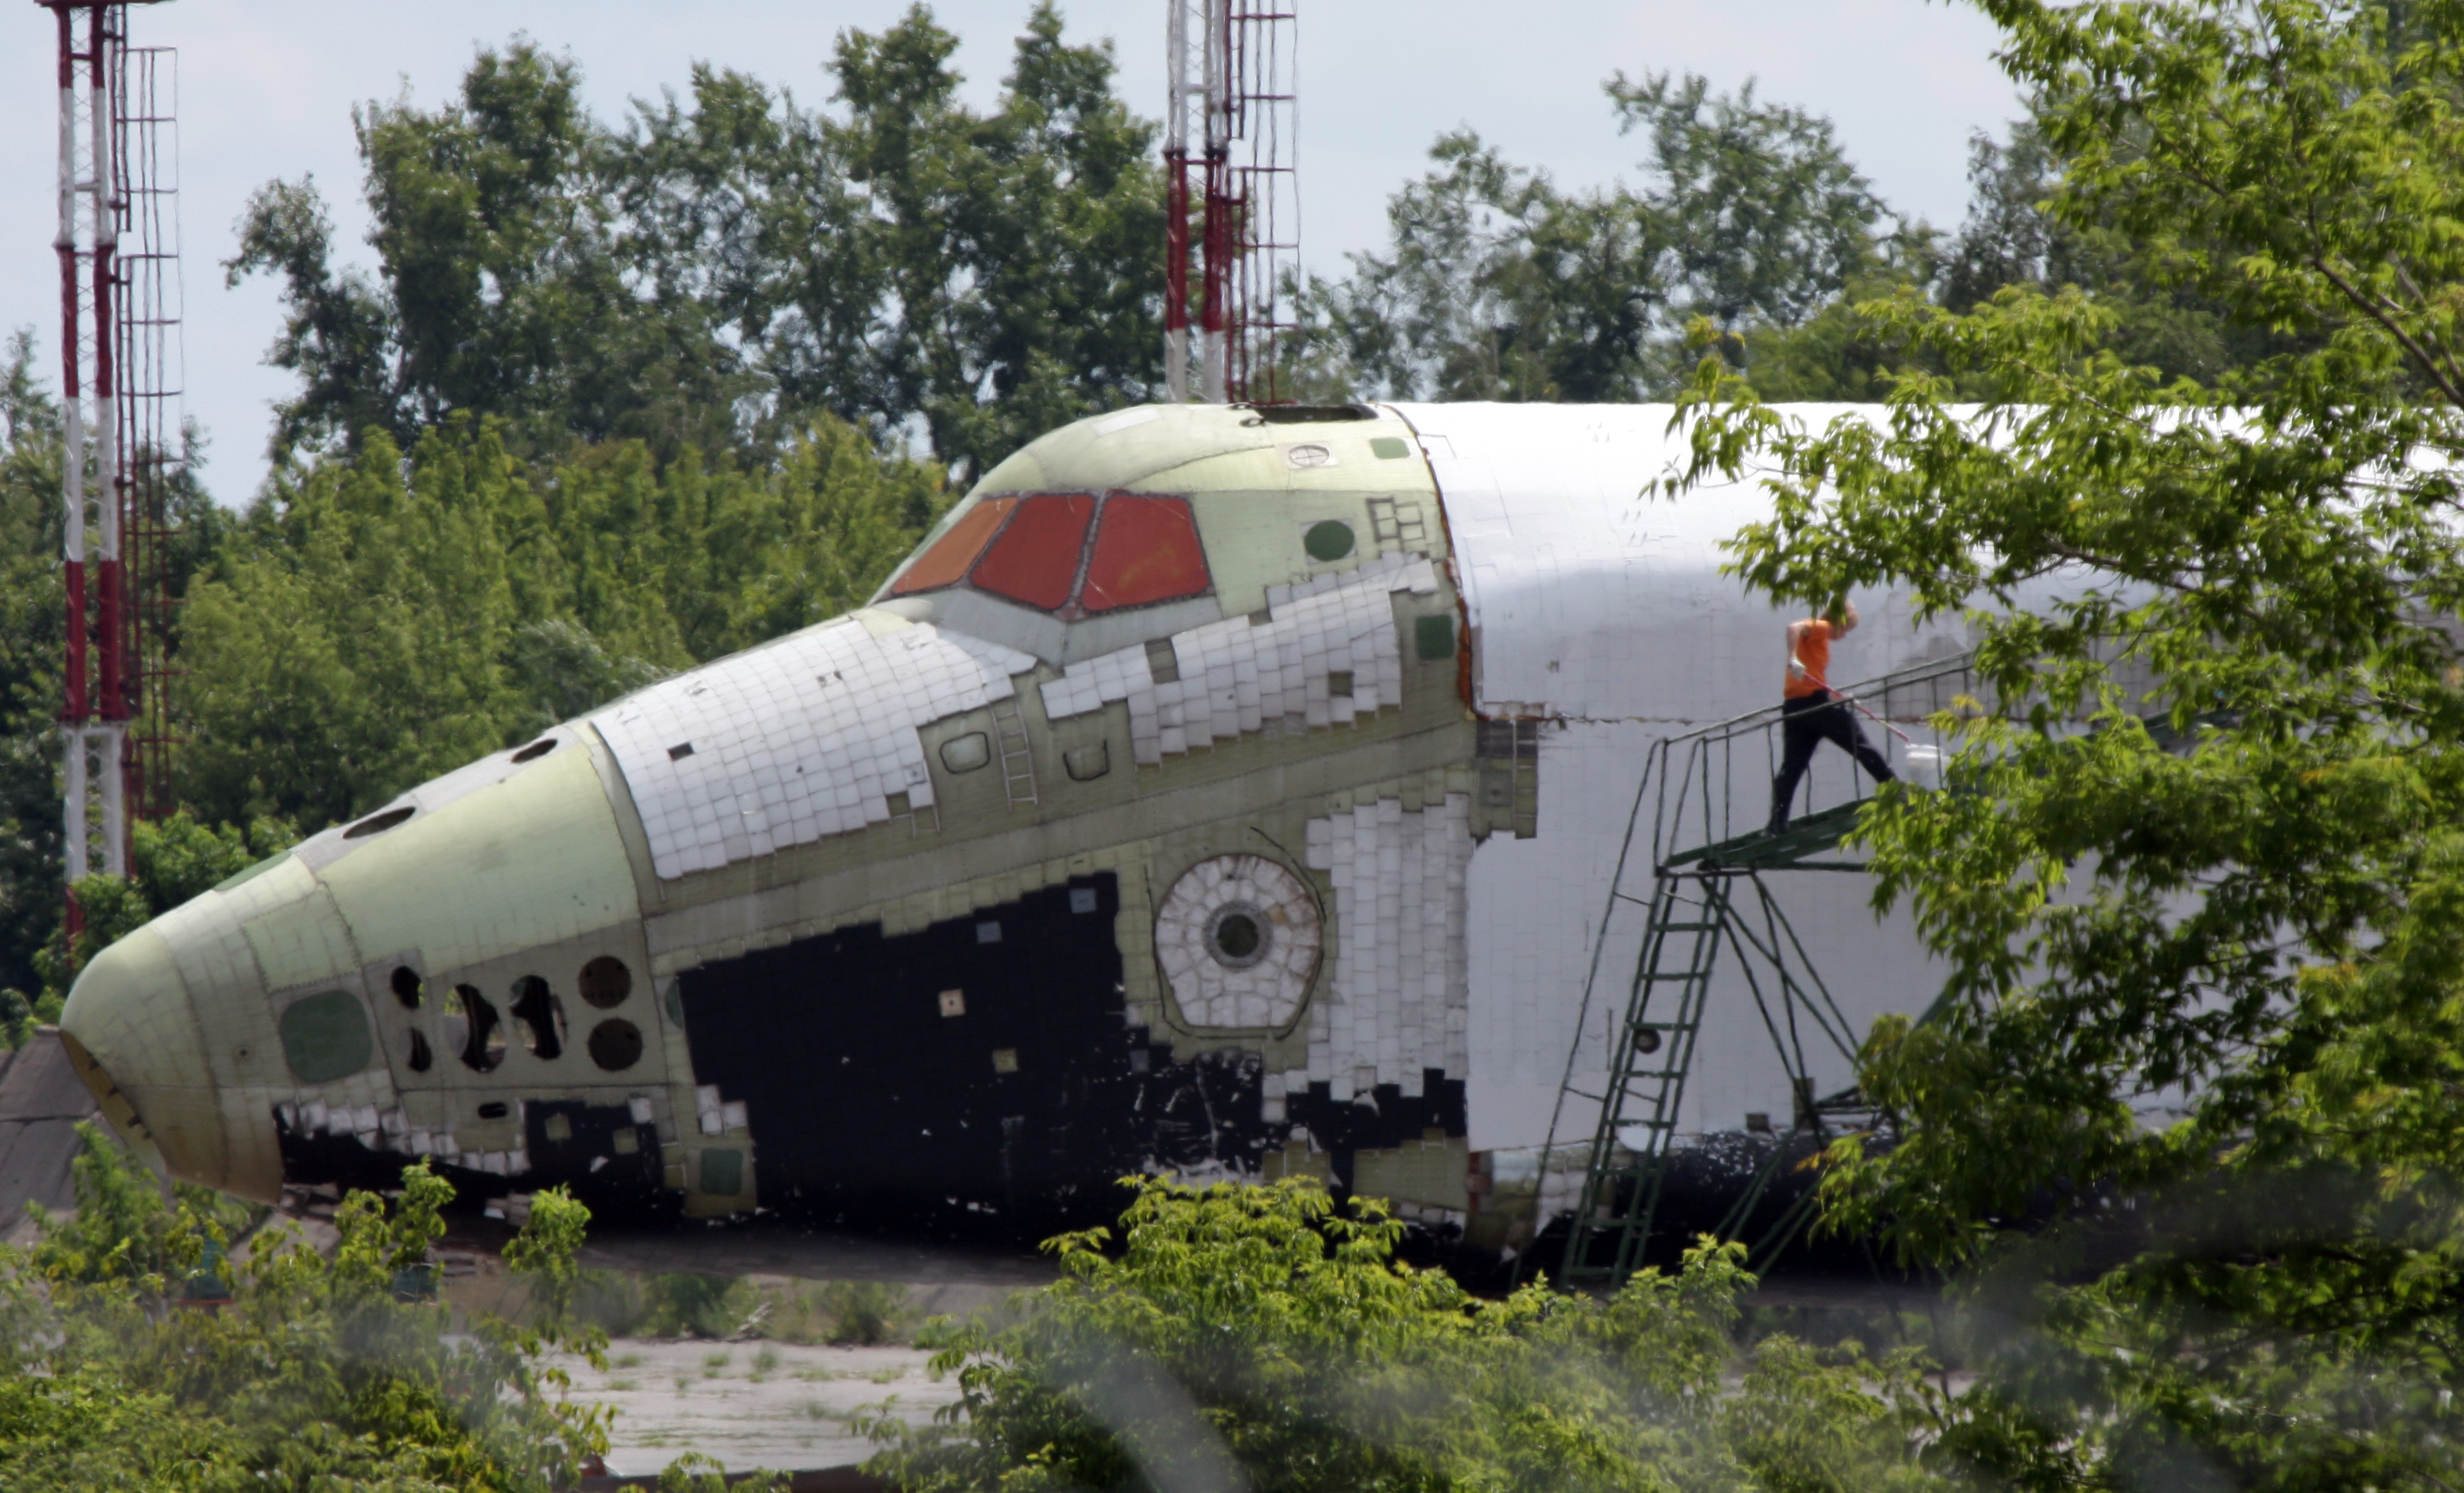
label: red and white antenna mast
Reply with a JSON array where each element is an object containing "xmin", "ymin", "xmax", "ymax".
[
  {"xmin": 1165, "ymin": 0, "xmax": 1298, "ymax": 404},
  {"xmin": 43, "ymin": 0, "xmax": 178, "ymax": 938}
]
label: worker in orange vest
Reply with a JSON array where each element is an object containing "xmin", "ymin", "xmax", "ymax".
[{"xmin": 1769, "ymin": 600, "xmax": 1894, "ymax": 836}]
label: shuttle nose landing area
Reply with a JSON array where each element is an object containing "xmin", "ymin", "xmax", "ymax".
[{"xmin": 59, "ymin": 925, "xmax": 222, "ymax": 1190}]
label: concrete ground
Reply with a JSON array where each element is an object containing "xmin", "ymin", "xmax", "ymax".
[{"xmin": 551, "ymin": 1338, "xmax": 963, "ymax": 1478}]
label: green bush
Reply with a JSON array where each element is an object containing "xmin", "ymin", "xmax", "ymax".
[
  {"xmin": 864, "ymin": 1176, "xmax": 1948, "ymax": 1493},
  {"xmin": 0, "ymin": 1126, "xmax": 789, "ymax": 1490},
  {"xmin": 637, "ymin": 1270, "xmax": 760, "ymax": 1339},
  {"xmin": 760, "ymin": 1279, "xmax": 912, "ymax": 1345}
]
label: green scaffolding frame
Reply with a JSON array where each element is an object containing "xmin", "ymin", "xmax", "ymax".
[{"xmin": 1541, "ymin": 652, "xmax": 1980, "ymax": 1292}]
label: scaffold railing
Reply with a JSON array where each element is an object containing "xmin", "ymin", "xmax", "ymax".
[{"xmin": 1647, "ymin": 649, "xmax": 1982, "ymax": 872}]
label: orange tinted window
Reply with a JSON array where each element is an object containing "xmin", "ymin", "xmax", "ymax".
[
  {"xmin": 969, "ymin": 494, "xmax": 1097, "ymax": 611},
  {"xmin": 1079, "ymin": 495, "xmax": 1211, "ymax": 613},
  {"xmin": 888, "ymin": 497, "xmax": 1015, "ymax": 596}
]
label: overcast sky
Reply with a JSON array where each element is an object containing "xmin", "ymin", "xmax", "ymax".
[{"xmin": 0, "ymin": 1, "xmax": 2020, "ymax": 503}]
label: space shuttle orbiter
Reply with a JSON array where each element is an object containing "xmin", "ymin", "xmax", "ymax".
[{"xmin": 58, "ymin": 402, "xmax": 1970, "ymax": 1250}]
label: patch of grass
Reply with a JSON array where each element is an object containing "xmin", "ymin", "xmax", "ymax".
[
  {"xmin": 869, "ymin": 1367, "xmax": 900, "ymax": 1384},
  {"xmin": 607, "ymin": 1378, "xmax": 638, "ymax": 1392},
  {"xmin": 673, "ymin": 1375, "xmax": 691, "ymax": 1393},
  {"xmin": 795, "ymin": 1367, "xmax": 834, "ymax": 1383},
  {"xmin": 803, "ymin": 1401, "xmax": 838, "ymax": 1421},
  {"xmin": 614, "ymin": 1351, "xmax": 645, "ymax": 1369},
  {"xmin": 702, "ymin": 1350, "xmax": 732, "ymax": 1376},
  {"xmin": 753, "ymin": 1345, "xmax": 781, "ymax": 1373}
]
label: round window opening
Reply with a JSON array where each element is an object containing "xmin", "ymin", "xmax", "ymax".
[{"xmin": 1210, "ymin": 906, "xmax": 1267, "ymax": 967}]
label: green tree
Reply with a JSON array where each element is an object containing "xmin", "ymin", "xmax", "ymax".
[
  {"xmin": 1295, "ymin": 134, "xmax": 1670, "ymax": 403},
  {"xmin": 230, "ymin": 44, "xmax": 760, "ymax": 466},
  {"xmin": 175, "ymin": 411, "xmax": 943, "ymax": 832},
  {"xmin": 832, "ymin": 3, "xmax": 1163, "ymax": 478},
  {"xmin": 1673, "ymin": 1, "xmax": 2464, "ymax": 1485},
  {"xmin": 1296, "ymin": 74, "xmax": 1914, "ymax": 404},
  {"xmin": 1609, "ymin": 73, "xmax": 1902, "ymax": 348},
  {"xmin": 228, "ymin": 4, "xmax": 1161, "ymax": 479},
  {"xmin": 0, "ymin": 334, "xmax": 67, "ymax": 1025},
  {"xmin": 1937, "ymin": 117, "xmax": 2311, "ymax": 385},
  {"xmin": 181, "ymin": 421, "xmax": 539, "ymax": 829}
]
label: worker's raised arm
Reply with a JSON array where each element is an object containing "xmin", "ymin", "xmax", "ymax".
[{"xmin": 1785, "ymin": 618, "xmax": 1813, "ymax": 678}]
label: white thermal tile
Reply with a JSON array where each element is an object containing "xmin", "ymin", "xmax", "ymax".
[
  {"xmin": 1154, "ymin": 854, "xmax": 1324, "ymax": 1029},
  {"xmin": 1303, "ymin": 793, "xmax": 1472, "ymax": 1112},
  {"xmin": 593, "ymin": 618, "xmax": 1032, "ymax": 879},
  {"xmin": 1036, "ymin": 557, "xmax": 1431, "ymax": 764}
]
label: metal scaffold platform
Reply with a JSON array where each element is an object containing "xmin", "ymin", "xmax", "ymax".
[{"xmin": 1542, "ymin": 650, "xmax": 1981, "ymax": 1292}]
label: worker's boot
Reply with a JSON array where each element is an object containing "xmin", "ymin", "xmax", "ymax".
[{"xmin": 1765, "ymin": 789, "xmax": 1790, "ymax": 838}]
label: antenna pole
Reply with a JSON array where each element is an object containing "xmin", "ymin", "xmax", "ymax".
[
  {"xmin": 1164, "ymin": 0, "xmax": 1195, "ymax": 402},
  {"xmin": 1197, "ymin": 0, "xmax": 1230, "ymax": 403},
  {"xmin": 43, "ymin": 0, "xmax": 176, "ymax": 954},
  {"xmin": 1165, "ymin": 0, "xmax": 1298, "ymax": 404}
]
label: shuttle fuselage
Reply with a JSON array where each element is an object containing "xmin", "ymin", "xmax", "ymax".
[{"xmin": 60, "ymin": 402, "xmax": 1970, "ymax": 1249}]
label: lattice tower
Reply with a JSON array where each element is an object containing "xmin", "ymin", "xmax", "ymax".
[
  {"xmin": 42, "ymin": 0, "xmax": 180, "ymax": 940},
  {"xmin": 1165, "ymin": 0, "xmax": 1298, "ymax": 404}
]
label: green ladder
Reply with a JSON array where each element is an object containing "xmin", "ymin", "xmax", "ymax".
[{"xmin": 1555, "ymin": 871, "xmax": 1730, "ymax": 1290}]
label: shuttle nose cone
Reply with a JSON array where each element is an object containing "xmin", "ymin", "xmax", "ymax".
[{"xmin": 59, "ymin": 926, "xmax": 245, "ymax": 1196}]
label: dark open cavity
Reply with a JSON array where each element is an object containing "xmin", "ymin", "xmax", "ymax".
[
  {"xmin": 510, "ymin": 975, "xmax": 565, "ymax": 1060},
  {"xmin": 343, "ymin": 806, "xmax": 414, "ymax": 839}
]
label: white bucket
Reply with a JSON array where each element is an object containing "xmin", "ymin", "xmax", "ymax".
[{"xmin": 1901, "ymin": 744, "xmax": 1943, "ymax": 790}]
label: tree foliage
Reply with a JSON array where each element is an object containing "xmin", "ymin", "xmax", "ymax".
[
  {"xmin": 1671, "ymin": 1, "xmax": 2464, "ymax": 1485},
  {"xmin": 0, "ymin": 1133, "xmax": 616, "ymax": 1491},
  {"xmin": 867, "ymin": 1176, "xmax": 1948, "ymax": 1493},
  {"xmin": 0, "ymin": 334, "xmax": 235, "ymax": 1027},
  {"xmin": 1293, "ymin": 74, "xmax": 1921, "ymax": 404},
  {"xmin": 228, "ymin": 3, "xmax": 1160, "ymax": 482},
  {"xmin": 0, "ymin": 335, "xmax": 69, "ymax": 1026},
  {"xmin": 176, "ymin": 412, "xmax": 943, "ymax": 831}
]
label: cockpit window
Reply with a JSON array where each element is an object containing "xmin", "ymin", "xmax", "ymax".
[
  {"xmin": 888, "ymin": 496, "xmax": 1015, "ymax": 596},
  {"xmin": 969, "ymin": 494, "xmax": 1096, "ymax": 610},
  {"xmin": 1079, "ymin": 494, "xmax": 1211, "ymax": 612},
  {"xmin": 885, "ymin": 491, "xmax": 1213, "ymax": 617}
]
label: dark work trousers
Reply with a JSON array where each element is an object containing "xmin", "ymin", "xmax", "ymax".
[{"xmin": 1769, "ymin": 688, "xmax": 1894, "ymax": 832}]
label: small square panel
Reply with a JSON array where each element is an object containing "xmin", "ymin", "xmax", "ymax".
[
  {"xmin": 699, "ymin": 1148, "xmax": 744, "ymax": 1196},
  {"xmin": 975, "ymin": 920, "xmax": 1002, "ymax": 944},
  {"xmin": 939, "ymin": 988, "xmax": 967, "ymax": 1018},
  {"xmin": 992, "ymin": 1048, "xmax": 1020, "ymax": 1074},
  {"xmin": 1069, "ymin": 886, "xmax": 1098, "ymax": 915}
]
